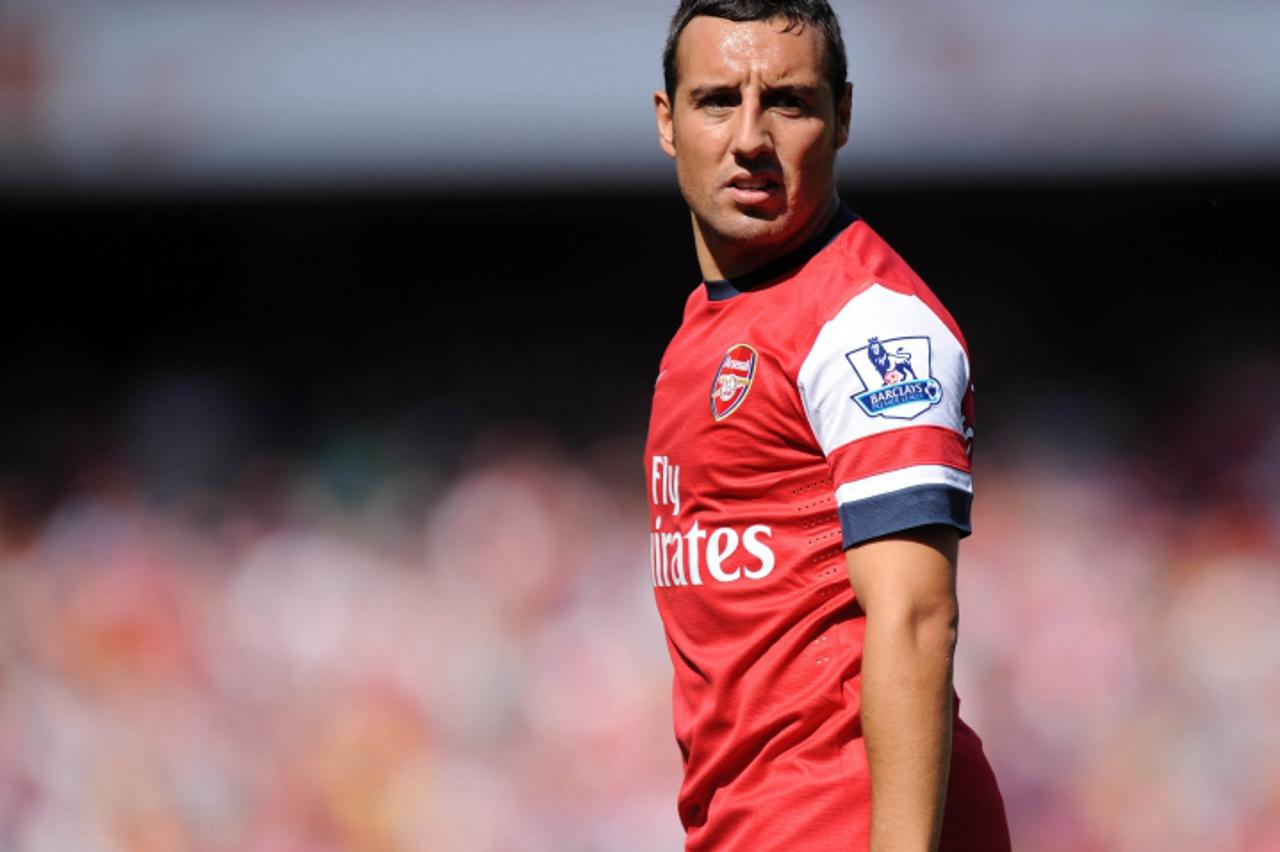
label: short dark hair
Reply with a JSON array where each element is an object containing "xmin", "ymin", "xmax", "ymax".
[{"xmin": 662, "ymin": 0, "xmax": 849, "ymax": 104}]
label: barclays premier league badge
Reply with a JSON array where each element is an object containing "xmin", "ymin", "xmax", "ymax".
[
  {"xmin": 845, "ymin": 336, "xmax": 942, "ymax": 420},
  {"xmin": 710, "ymin": 343, "xmax": 758, "ymax": 421}
]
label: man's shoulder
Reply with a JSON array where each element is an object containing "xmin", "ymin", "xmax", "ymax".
[
  {"xmin": 818, "ymin": 219, "xmax": 925, "ymax": 306},
  {"xmin": 809, "ymin": 220, "xmax": 968, "ymax": 352}
]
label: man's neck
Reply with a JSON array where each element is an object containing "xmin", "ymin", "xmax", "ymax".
[{"xmin": 694, "ymin": 195, "xmax": 840, "ymax": 282}]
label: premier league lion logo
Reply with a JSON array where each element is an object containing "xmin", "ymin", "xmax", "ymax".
[
  {"xmin": 845, "ymin": 336, "xmax": 942, "ymax": 419},
  {"xmin": 867, "ymin": 337, "xmax": 917, "ymax": 385}
]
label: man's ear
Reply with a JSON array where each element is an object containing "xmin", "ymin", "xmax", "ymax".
[
  {"xmin": 655, "ymin": 90, "xmax": 677, "ymax": 159},
  {"xmin": 835, "ymin": 82, "xmax": 852, "ymax": 150}
]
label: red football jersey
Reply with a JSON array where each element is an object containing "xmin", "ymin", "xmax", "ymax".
[{"xmin": 645, "ymin": 205, "xmax": 1009, "ymax": 850}]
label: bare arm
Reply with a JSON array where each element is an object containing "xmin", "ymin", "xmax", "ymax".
[{"xmin": 845, "ymin": 524, "xmax": 959, "ymax": 852}]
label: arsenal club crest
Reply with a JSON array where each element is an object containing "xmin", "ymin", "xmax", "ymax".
[
  {"xmin": 710, "ymin": 343, "xmax": 758, "ymax": 421},
  {"xmin": 845, "ymin": 335, "xmax": 943, "ymax": 420}
]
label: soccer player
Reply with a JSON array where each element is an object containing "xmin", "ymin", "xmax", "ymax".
[{"xmin": 645, "ymin": 2, "xmax": 1011, "ymax": 849}]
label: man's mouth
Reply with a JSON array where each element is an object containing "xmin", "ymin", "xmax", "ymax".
[
  {"xmin": 728, "ymin": 177, "xmax": 779, "ymax": 191},
  {"xmin": 726, "ymin": 176, "xmax": 781, "ymax": 204}
]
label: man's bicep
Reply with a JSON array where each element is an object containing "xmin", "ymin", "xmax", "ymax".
[
  {"xmin": 844, "ymin": 525, "xmax": 959, "ymax": 616},
  {"xmin": 797, "ymin": 284, "xmax": 975, "ymax": 551}
]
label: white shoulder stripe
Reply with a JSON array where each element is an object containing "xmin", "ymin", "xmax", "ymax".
[
  {"xmin": 797, "ymin": 283, "xmax": 969, "ymax": 457},
  {"xmin": 835, "ymin": 464, "xmax": 973, "ymax": 506}
]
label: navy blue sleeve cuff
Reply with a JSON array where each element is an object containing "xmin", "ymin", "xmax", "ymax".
[{"xmin": 838, "ymin": 484, "xmax": 973, "ymax": 549}]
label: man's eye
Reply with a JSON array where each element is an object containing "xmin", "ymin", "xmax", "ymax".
[
  {"xmin": 770, "ymin": 96, "xmax": 808, "ymax": 113},
  {"xmin": 699, "ymin": 95, "xmax": 736, "ymax": 111}
]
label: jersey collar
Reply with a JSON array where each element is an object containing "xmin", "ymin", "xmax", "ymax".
[{"xmin": 705, "ymin": 201, "xmax": 859, "ymax": 302}]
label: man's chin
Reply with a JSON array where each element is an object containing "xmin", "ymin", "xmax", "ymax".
[
  {"xmin": 717, "ymin": 211, "xmax": 793, "ymax": 246},
  {"xmin": 728, "ymin": 199, "xmax": 785, "ymax": 222}
]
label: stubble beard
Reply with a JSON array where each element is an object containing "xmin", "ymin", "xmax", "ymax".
[
  {"xmin": 689, "ymin": 187, "xmax": 830, "ymax": 275},
  {"xmin": 700, "ymin": 207, "xmax": 783, "ymax": 245},
  {"xmin": 687, "ymin": 185, "xmax": 790, "ymax": 256},
  {"xmin": 681, "ymin": 161, "xmax": 838, "ymax": 273}
]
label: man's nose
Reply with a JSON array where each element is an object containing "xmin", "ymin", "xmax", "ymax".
[{"xmin": 730, "ymin": 100, "xmax": 773, "ymax": 159}]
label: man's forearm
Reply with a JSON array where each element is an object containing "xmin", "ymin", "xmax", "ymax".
[{"xmin": 861, "ymin": 606, "xmax": 956, "ymax": 852}]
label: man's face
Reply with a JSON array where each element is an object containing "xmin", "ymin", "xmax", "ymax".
[{"xmin": 656, "ymin": 16, "xmax": 851, "ymax": 266}]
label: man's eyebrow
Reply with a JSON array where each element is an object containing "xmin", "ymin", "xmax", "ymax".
[
  {"xmin": 685, "ymin": 83, "xmax": 822, "ymax": 101},
  {"xmin": 762, "ymin": 83, "xmax": 822, "ymax": 98},
  {"xmin": 687, "ymin": 84, "xmax": 737, "ymax": 100}
]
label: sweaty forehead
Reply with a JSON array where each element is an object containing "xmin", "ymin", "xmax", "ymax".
[{"xmin": 677, "ymin": 15, "xmax": 825, "ymax": 89}]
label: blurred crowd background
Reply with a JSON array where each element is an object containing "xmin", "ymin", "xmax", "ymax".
[{"xmin": 3, "ymin": 2, "xmax": 1280, "ymax": 850}]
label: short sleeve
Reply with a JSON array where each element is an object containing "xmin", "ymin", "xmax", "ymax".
[{"xmin": 797, "ymin": 283, "xmax": 975, "ymax": 548}]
